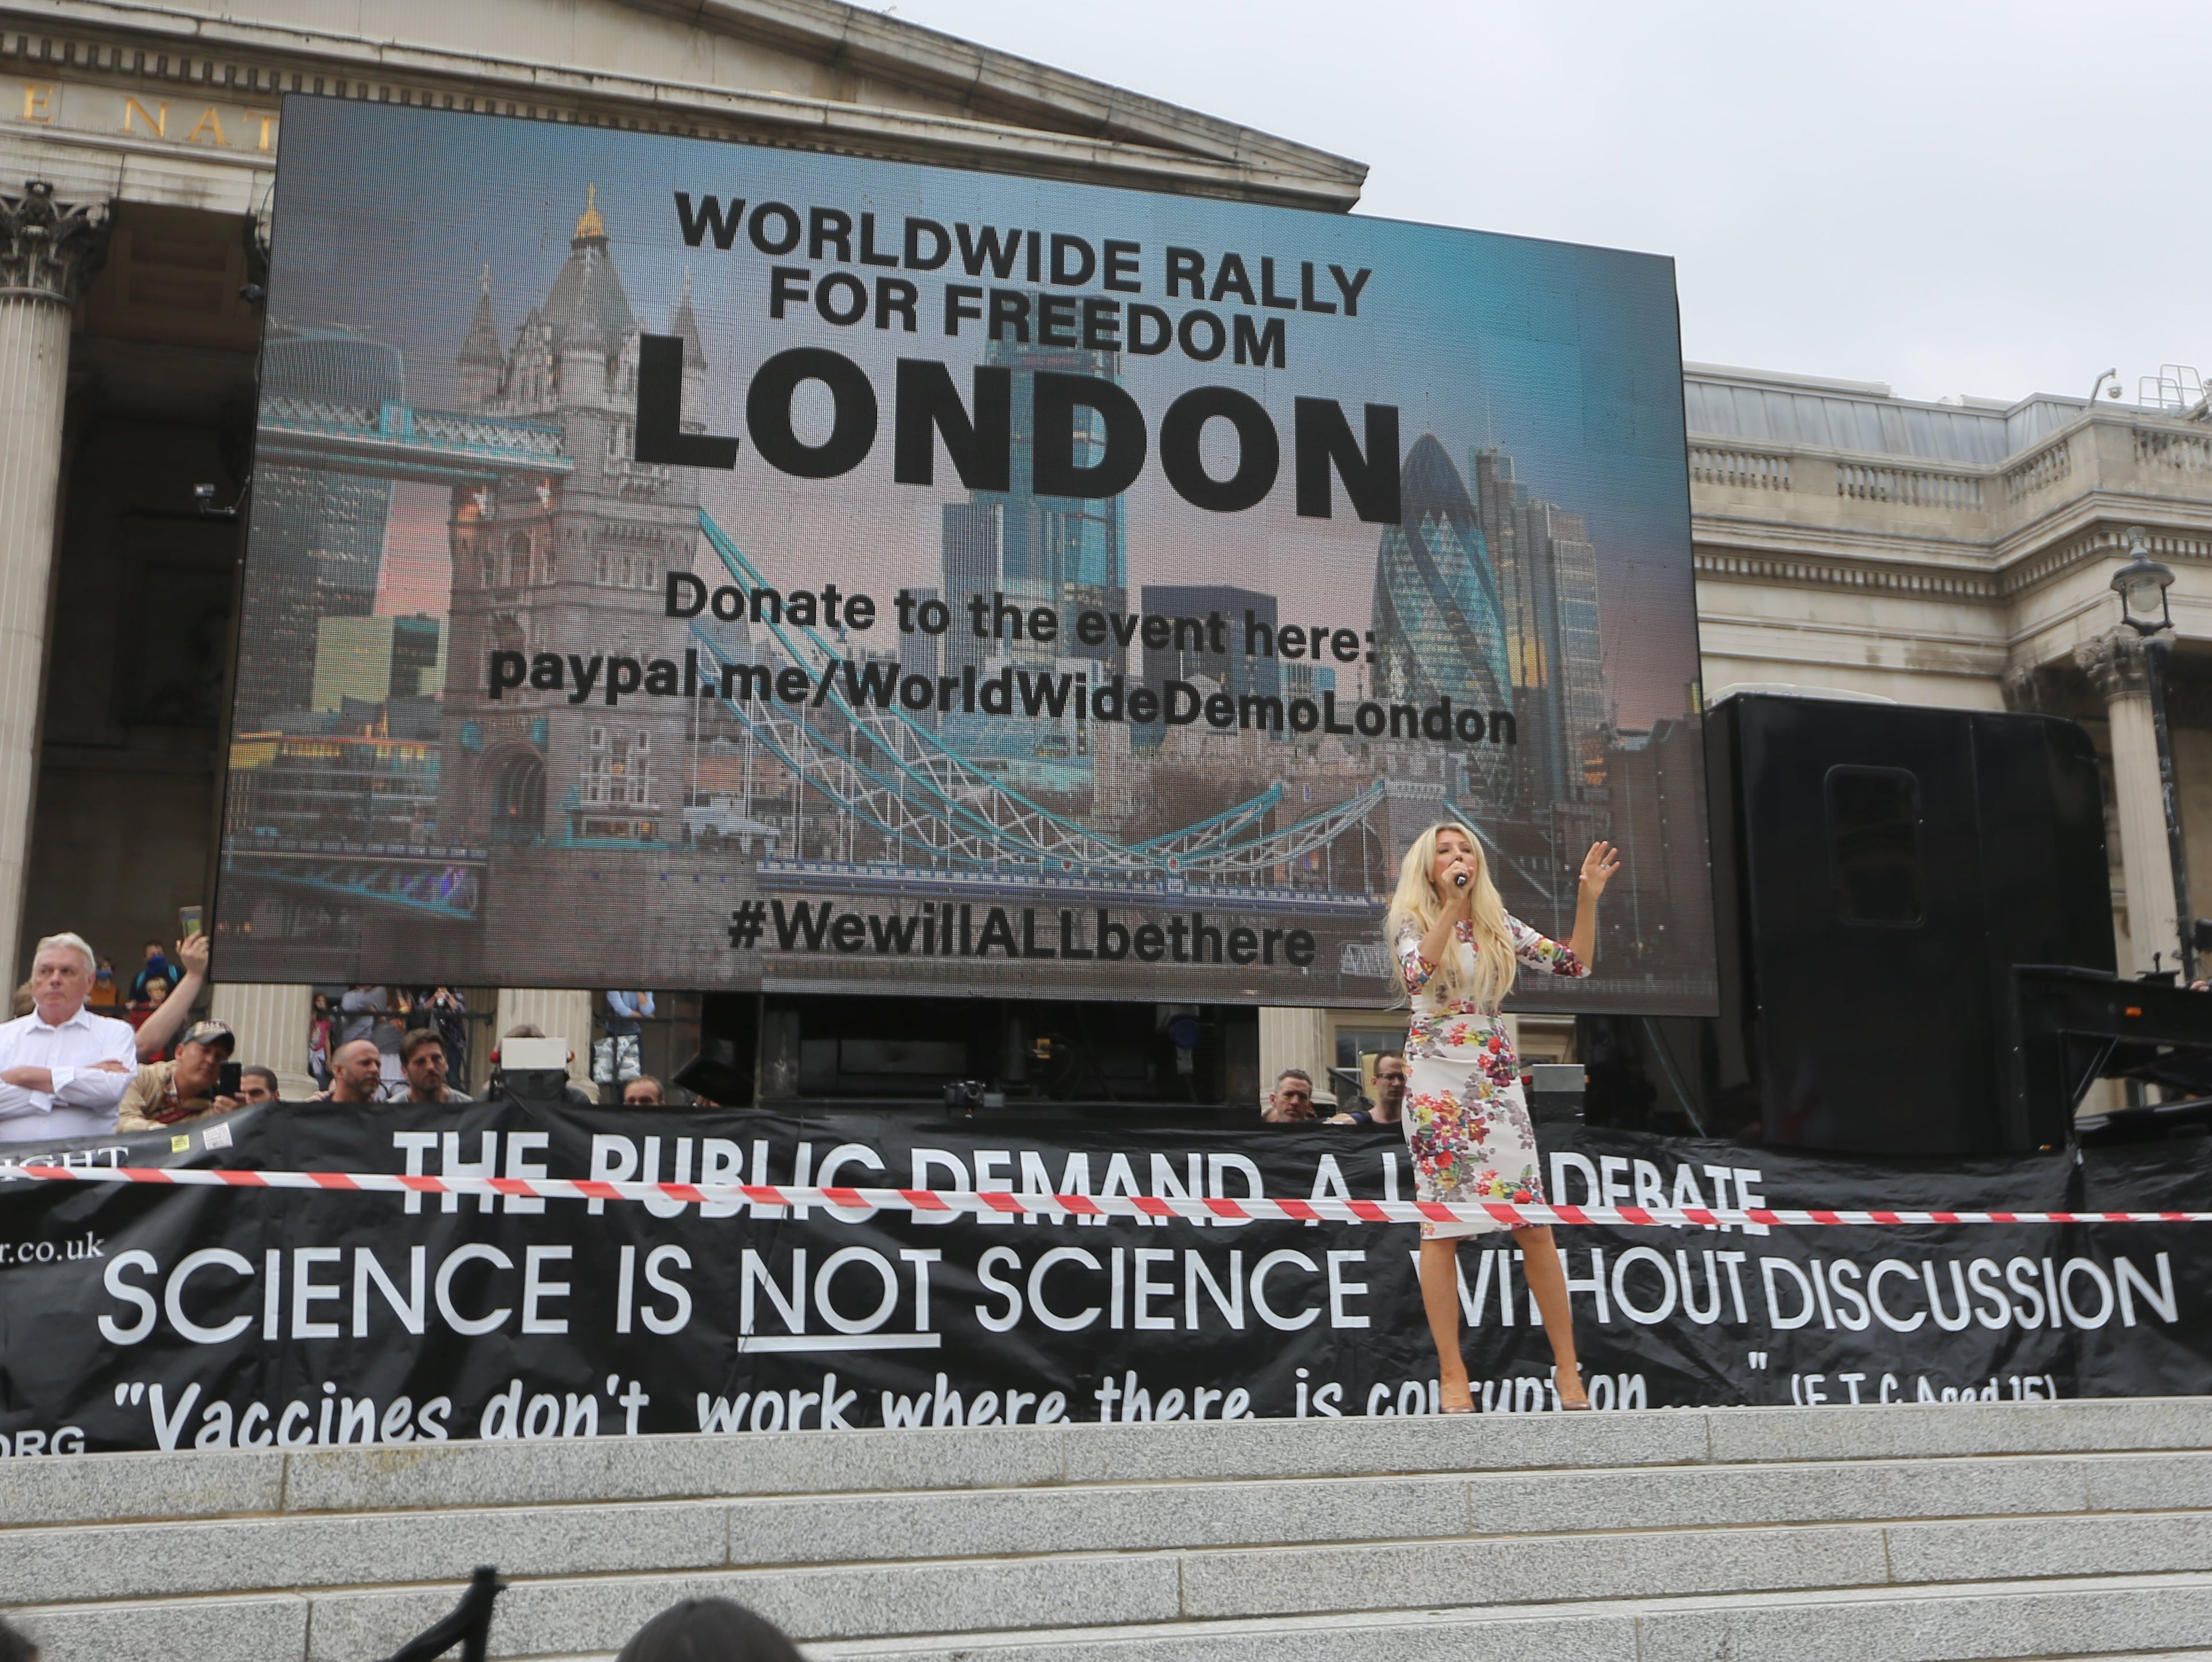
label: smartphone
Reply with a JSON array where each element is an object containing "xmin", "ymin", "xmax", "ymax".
[
  {"xmin": 217, "ymin": 1061, "xmax": 242, "ymax": 1099},
  {"xmin": 178, "ymin": 906, "xmax": 204, "ymax": 939}
]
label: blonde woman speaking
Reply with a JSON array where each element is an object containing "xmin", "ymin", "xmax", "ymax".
[{"xmin": 1387, "ymin": 822, "xmax": 1620, "ymax": 1413}]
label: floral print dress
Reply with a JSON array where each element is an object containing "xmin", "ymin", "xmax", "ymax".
[{"xmin": 1397, "ymin": 915, "xmax": 1588, "ymax": 1239}]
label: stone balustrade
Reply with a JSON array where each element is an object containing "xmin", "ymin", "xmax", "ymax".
[{"xmin": 1691, "ymin": 409, "xmax": 2212, "ymax": 553}]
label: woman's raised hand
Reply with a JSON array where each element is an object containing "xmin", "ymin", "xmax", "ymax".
[{"xmin": 1578, "ymin": 840, "xmax": 1622, "ymax": 899}]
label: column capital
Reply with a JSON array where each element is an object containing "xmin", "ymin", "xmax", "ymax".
[
  {"xmin": 2073, "ymin": 630, "xmax": 2155, "ymax": 703},
  {"xmin": 0, "ymin": 181, "xmax": 109, "ymax": 309}
]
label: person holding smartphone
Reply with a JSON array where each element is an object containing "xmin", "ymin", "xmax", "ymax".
[
  {"xmin": 131, "ymin": 932, "xmax": 211, "ymax": 1062},
  {"xmin": 115, "ymin": 1019, "xmax": 243, "ymax": 1132}
]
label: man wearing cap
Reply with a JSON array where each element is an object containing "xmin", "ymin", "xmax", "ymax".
[
  {"xmin": 115, "ymin": 1019, "xmax": 244, "ymax": 1133},
  {"xmin": 0, "ymin": 931, "xmax": 138, "ymax": 1142}
]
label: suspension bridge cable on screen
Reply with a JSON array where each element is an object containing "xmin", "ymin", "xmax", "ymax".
[
  {"xmin": 1442, "ymin": 798, "xmax": 1563, "ymax": 911},
  {"xmin": 692, "ymin": 509, "xmax": 1385, "ymax": 911}
]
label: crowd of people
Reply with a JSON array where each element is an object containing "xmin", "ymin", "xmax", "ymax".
[
  {"xmin": 1, "ymin": 932, "xmax": 223, "ymax": 1144},
  {"xmin": 1260, "ymin": 1053, "xmax": 1409, "ymax": 1126},
  {"xmin": 0, "ymin": 934, "xmax": 675, "ymax": 1145},
  {"xmin": 306, "ymin": 983, "xmax": 472, "ymax": 1094},
  {"xmin": 3, "ymin": 928, "xmax": 1419, "ymax": 1146}
]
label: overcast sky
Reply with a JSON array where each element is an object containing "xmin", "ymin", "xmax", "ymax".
[{"xmin": 882, "ymin": 0, "xmax": 2208, "ymax": 408}]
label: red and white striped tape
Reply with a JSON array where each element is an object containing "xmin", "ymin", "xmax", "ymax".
[{"xmin": 1, "ymin": 1162, "xmax": 2207, "ymax": 1227}]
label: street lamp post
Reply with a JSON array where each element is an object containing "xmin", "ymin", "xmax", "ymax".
[{"xmin": 2110, "ymin": 526, "xmax": 2195, "ymax": 983}]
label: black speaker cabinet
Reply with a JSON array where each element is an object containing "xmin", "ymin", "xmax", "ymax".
[{"xmin": 1708, "ymin": 693, "xmax": 2112, "ymax": 1156}]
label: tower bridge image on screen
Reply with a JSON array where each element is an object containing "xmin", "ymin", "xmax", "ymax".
[{"xmin": 217, "ymin": 102, "xmax": 1711, "ymax": 1008}]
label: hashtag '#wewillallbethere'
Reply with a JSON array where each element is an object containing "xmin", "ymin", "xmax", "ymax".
[{"xmin": 727, "ymin": 900, "xmax": 768, "ymax": 949}]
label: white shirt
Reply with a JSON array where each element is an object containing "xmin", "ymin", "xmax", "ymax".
[{"xmin": 0, "ymin": 1004, "xmax": 138, "ymax": 1142}]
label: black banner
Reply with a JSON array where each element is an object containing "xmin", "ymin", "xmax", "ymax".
[{"xmin": 2, "ymin": 1102, "xmax": 2207, "ymax": 1455}]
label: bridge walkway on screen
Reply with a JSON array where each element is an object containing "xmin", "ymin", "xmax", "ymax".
[{"xmin": 687, "ymin": 508, "xmax": 1388, "ymax": 914}]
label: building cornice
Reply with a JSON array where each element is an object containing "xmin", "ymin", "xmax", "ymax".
[
  {"xmin": 620, "ymin": 0, "xmax": 1365, "ymax": 182},
  {"xmin": 1996, "ymin": 520, "xmax": 2212, "ymax": 598},
  {"xmin": 1692, "ymin": 543, "xmax": 2003, "ymax": 603},
  {"xmin": 1691, "ymin": 512, "xmax": 1997, "ymax": 564},
  {"xmin": 1697, "ymin": 521, "xmax": 2211, "ymax": 605},
  {"xmin": 1698, "ymin": 512, "xmax": 2211, "ymax": 596},
  {"xmin": 1, "ymin": 2, "xmax": 1366, "ymax": 207}
]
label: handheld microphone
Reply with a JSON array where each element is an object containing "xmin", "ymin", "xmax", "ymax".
[{"xmin": 1453, "ymin": 872, "xmax": 1469, "ymax": 889}]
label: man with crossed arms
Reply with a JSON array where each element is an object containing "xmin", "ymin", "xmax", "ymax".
[{"xmin": 0, "ymin": 933, "xmax": 137, "ymax": 1142}]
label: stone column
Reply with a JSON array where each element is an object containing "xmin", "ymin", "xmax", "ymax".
[
  {"xmin": 0, "ymin": 182, "xmax": 106, "ymax": 977},
  {"xmin": 211, "ymin": 983, "xmax": 316, "ymax": 1098},
  {"xmin": 2077, "ymin": 632, "xmax": 2180, "ymax": 975},
  {"xmin": 496, "ymin": 988, "xmax": 596, "ymax": 1087}
]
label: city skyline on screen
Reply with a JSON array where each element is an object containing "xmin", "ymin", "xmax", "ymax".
[{"xmin": 217, "ymin": 97, "xmax": 1713, "ymax": 1013}]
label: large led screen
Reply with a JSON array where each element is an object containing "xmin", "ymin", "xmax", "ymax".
[{"xmin": 216, "ymin": 97, "xmax": 1713, "ymax": 1012}]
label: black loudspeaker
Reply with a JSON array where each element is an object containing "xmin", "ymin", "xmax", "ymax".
[
  {"xmin": 672, "ymin": 993, "xmax": 760, "ymax": 1106},
  {"xmin": 1708, "ymin": 693, "xmax": 2112, "ymax": 1156}
]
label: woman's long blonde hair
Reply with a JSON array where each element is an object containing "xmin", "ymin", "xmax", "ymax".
[{"xmin": 1385, "ymin": 821, "xmax": 1516, "ymax": 1012}]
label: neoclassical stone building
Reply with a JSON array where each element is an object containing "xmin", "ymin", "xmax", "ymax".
[
  {"xmin": 2, "ymin": 1, "xmax": 2202, "ymax": 1086},
  {"xmin": 1686, "ymin": 362, "xmax": 2211, "ymax": 981}
]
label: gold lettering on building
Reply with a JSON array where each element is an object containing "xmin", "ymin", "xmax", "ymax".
[{"xmin": 8, "ymin": 79, "xmax": 277, "ymax": 155}]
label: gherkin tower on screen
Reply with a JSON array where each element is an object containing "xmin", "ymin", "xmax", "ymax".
[{"xmin": 1369, "ymin": 435, "xmax": 1513, "ymax": 789}]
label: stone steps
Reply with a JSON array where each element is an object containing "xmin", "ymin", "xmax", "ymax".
[
  {"xmin": 14, "ymin": 1503, "xmax": 2212, "ymax": 1616},
  {"xmin": 4, "ymin": 1399, "xmax": 2210, "ymax": 1662},
  {"xmin": 13, "ymin": 1450, "xmax": 2209, "ymax": 1605},
  {"xmin": 804, "ymin": 1578, "xmax": 2212, "ymax": 1662}
]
